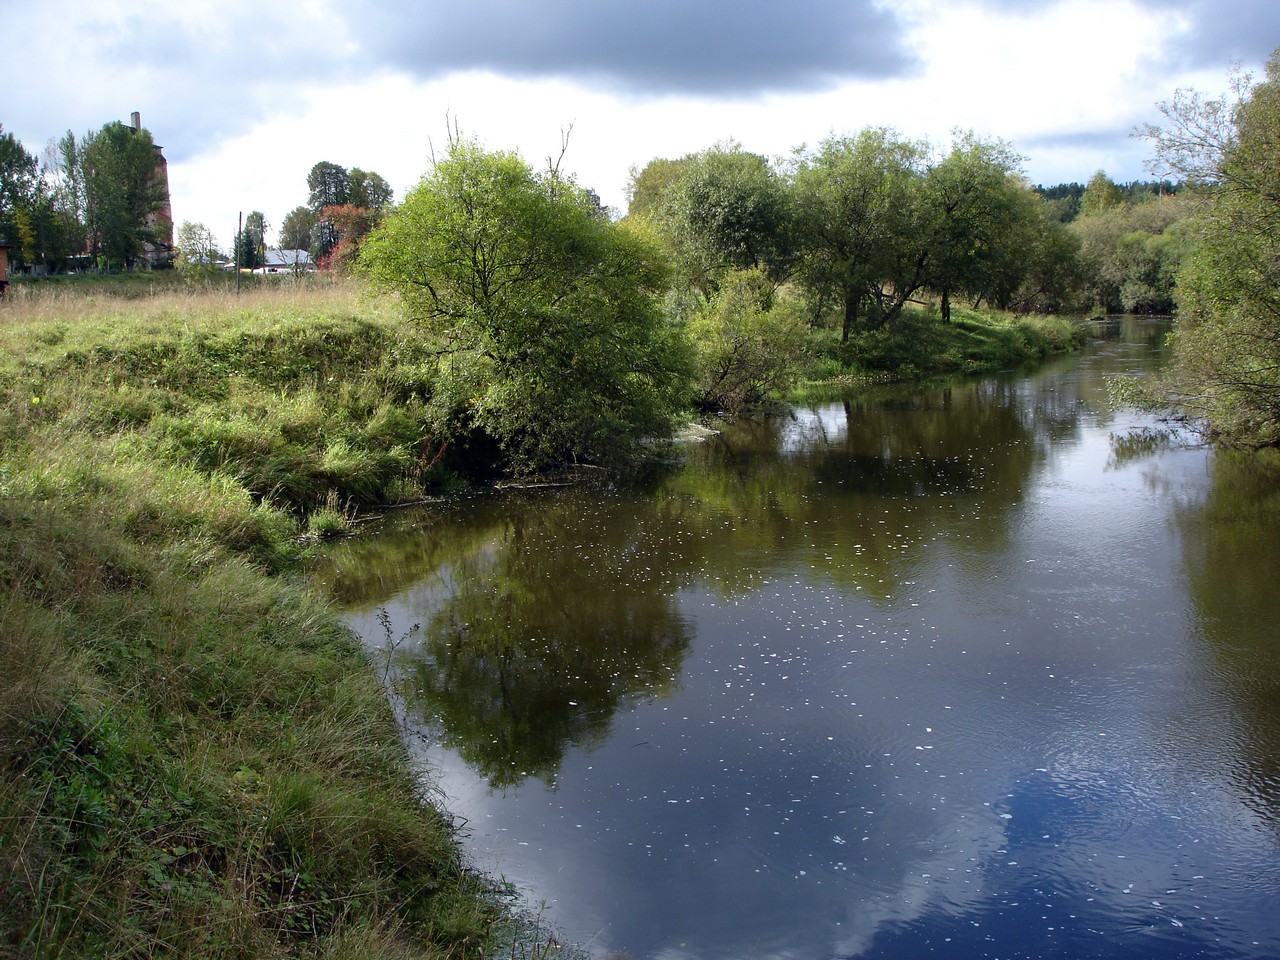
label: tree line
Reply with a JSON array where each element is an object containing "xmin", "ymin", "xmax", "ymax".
[
  {"xmin": 0, "ymin": 119, "xmax": 169, "ymax": 272},
  {"xmin": 355, "ymin": 127, "xmax": 1096, "ymax": 470},
  {"xmin": 628, "ymin": 135, "xmax": 1197, "ymax": 327},
  {"xmin": 0, "ymin": 116, "xmax": 1186, "ymax": 322},
  {"xmin": 618, "ymin": 134, "xmax": 1197, "ymax": 409},
  {"xmin": 8, "ymin": 52, "xmax": 1274, "ymax": 452},
  {"xmin": 354, "ymin": 62, "xmax": 1280, "ymax": 468},
  {"xmin": 0, "ymin": 117, "xmax": 397, "ymax": 278}
]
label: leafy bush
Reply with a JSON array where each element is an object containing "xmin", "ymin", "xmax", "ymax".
[
  {"xmin": 689, "ymin": 268, "xmax": 807, "ymax": 412},
  {"xmin": 360, "ymin": 138, "xmax": 692, "ymax": 472}
]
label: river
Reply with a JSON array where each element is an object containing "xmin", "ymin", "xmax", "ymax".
[{"xmin": 314, "ymin": 318, "xmax": 1280, "ymax": 960}]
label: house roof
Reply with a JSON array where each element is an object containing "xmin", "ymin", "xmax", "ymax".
[{"xmin": 263, "ymin": 248, "xmax": 311, "ymax": 267}]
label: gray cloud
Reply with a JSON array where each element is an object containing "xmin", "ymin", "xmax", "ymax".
[
  {"xmin": 2, "ymin": 2, "xmax": 358, "ymax": 166},
  {"xmin": 5, "ymin": 0, "xmax": 1277, "ymax": 180},
  {"xmin": 1140, "ymin": 0, "xmax": 1280, "ymax": 67},
  {"xmin": 1023, "ymin": 128, "xmax": 1137, "ymax": 151},
  {"xmin": 338, "ymin": 0, "xmax": 917, "ymax": 95}
]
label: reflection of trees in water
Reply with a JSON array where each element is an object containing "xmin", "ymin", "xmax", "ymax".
[
  {"xmin": 1178, "ymin": 451, "xmax": 1280, "ymax": 827},
  {"xmin": 315, "ymin": 463, "xmax": 682, "ymax": 606},
  {"xmin": 318, "ymin": 367, "xmax": 1107, "ymax": 787},
  {"xmin": 397, "ymin": 494, "xmax": 695, "ymax": 789},
  {"xmin": 1108, "ymin": 426, "xmax": 1178, "ymax": 467},
  {"xmin": 668, "ymin": 379, "xmax": 1051, "ymax": 599},
  {"xmin": 312, "ymin": 504, "xmax": 460, "ymax": 606}
]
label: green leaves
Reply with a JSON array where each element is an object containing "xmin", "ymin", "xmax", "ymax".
[
  {"xmin": 360, "ymin": 139, "xmax": 691, "ymax": 472},
  {"xmin": 689, "ymin": 267, "xmax": 806, "ymax": 412},
  {"xmin": 792, "ymin": 128, "xmax": 929, "ymax": 339},
  {"xmin": 658, "ymin": 146, "xmax": 793, "ymax": 292},
  {"xmin": 1146, "ymin": 48, "xmax": 1280, "ymax": 445},
  {"xmin": 792, "ymin": 129, "xmax": 1060, "ymax": 334},
  {"xmin": 0, "ymin": 125, "xmax": 40, "ymax": 258},
  {"xmin": 75, "ymin": 121, "xmax": 169, "ymax": 270}
]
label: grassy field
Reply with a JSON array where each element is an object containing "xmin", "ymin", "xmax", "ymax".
[
  {"xmin": 0, "ymin": 276, "xmax": 515, "ymax": 959},
  {"xmin": 0, "ymin": 274, "xmax": 1083, "ymax": 958}
]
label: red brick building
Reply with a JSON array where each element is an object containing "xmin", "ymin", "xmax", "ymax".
[{"xmin": 130, "ymin": 112, "xmax": 174, "ymax": 268}]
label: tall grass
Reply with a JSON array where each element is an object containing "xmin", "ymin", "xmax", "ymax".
[
  {"xmin": 1, "ymin": 280, "xmax": 504, "ymax": 958},
  {"xmin": 795, "ymin": 303, "xmax": 1087, "ymax": 392},
  {"xmin": 1, "ymin": 278, "xmax": 449, "ymax": 540}
]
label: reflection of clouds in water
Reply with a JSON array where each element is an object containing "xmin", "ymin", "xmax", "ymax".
[
  {"xmin": 778, "ymin": 405, "xmax": 850, "ymax": 454},
  {"xmin": 425, "ymin": 577, "xmax": 1012, "ymax": 956},
  {"xmin": 390, "ymin": 499, "xmax": 1280, "ymax": 959},
  {"xmin": 407, "ymin": 628, "xmax": 1280, "ymax": 958},
  {"xmin": 830, "ymin": 817, "xmax": 1015, "ymax": 957},
  {"xmin": 833, "ymin": 716, "xmax": 1280, "ymax": 959}
]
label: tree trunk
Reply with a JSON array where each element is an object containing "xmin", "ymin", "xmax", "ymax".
[
  {"xmin": 841, "ymin": 292, "xmax": 858, "ymax": 344},
  {"xmin": 941, "ymin": 289, "xmax": 951, "ymax": 324}
]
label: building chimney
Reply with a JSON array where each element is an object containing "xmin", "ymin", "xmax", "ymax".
[{"xmin": 131, "ymin": 111, "xmax": 141, "ymax": 131}]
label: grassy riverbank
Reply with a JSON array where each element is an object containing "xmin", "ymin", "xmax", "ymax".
[
  {"xmin": 0, "ymin": 276, "xmax": 1083, "ymax": 958},
  {"xmin": 0, "ymin": 279, "xmax": 508, "ymax": 959},
  {"xmin": 797, "ymin": 303, "xmax": 1086, "ymax": 392}
]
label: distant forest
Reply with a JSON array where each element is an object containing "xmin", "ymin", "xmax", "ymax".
[{"xmin": 1034, "ymin": 180, "xmax": 1181, "ymax": 222}]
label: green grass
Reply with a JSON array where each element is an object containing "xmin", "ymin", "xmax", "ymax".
[
  {"xmin": 0, "ymin": 280, "xmax": 509, "ymax": 959},
  {"xmin": 793, "ymin": 303, "xmax": 1087, "ymax": 396},
  {"xmin": 1, "ymin": 503, "xmax": 501, "ymax": 958},
  {"xmin": 1, "ymin": 282, "xmax": 452, "ymax": 548}
]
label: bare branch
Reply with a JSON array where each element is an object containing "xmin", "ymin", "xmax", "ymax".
[
  {"xmin": 1138, "ymin": 66, "xmax": 1253, "ymax": 184},
  {"xmin": 548, "ymin": 123, "xmax": 574, "ymax": 180}
]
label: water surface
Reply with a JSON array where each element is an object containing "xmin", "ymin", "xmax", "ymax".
[{"xmin": 316, "ymin": 320, "xmax": 1280, "ymax": 959}]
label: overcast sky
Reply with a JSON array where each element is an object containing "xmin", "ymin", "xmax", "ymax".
[{"xmin": 3, "ymin": 0, "xmax": 1277, "ymax": 248}]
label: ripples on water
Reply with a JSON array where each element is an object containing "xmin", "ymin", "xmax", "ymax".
[{"xmin": 320, "ymin": 321, "xmax": 1280, "ymax": 960}]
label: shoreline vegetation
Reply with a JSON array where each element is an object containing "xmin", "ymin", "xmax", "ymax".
[
  {"xmin": 7, "ymin": 49, "xmax": 1279, "ymax": 956},
  {"xmin": 0, "ymin": 273, "xmax": 1085, "ymax": 958},
  {"xmin": 2, "ymin": 44, "xmax": 1278, "ymax": 954}
]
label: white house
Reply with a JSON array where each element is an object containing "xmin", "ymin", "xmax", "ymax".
[{"xmin": 254, "ymin": 248, "xmax": 313, "ymax": 274}]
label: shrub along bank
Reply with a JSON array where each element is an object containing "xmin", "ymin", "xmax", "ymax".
[{"xmin": 0, "ymin": 277, "xmax": 1084, "ymax": 958}]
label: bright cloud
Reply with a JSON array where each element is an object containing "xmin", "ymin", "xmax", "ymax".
[{"xmin": 4, "ymin": 0, "xmax": 1276, "ymax": 248}]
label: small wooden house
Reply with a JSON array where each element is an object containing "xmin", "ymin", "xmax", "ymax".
[{"xmin": 0, "ymin": 243, "xmax": 11, "ymax": 296}]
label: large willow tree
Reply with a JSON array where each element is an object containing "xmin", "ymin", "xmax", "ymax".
[{"xmin": 359, "ymin": 139, "xmax": 691, "ymax": 472}]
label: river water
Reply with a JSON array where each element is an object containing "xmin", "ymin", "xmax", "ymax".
[{"xmin": 315, "ymin": 319, "xmax": 1280, "ymax": 960}]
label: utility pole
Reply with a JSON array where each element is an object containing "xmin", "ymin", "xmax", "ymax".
[{"xmin": 235, "ymin": 211, "xmax": 242, "ymax": 296}]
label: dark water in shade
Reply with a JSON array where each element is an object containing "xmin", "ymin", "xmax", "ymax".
[{"xmin": 314, "ymin": 319, "xmax": 1280, "ymax": 960}]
